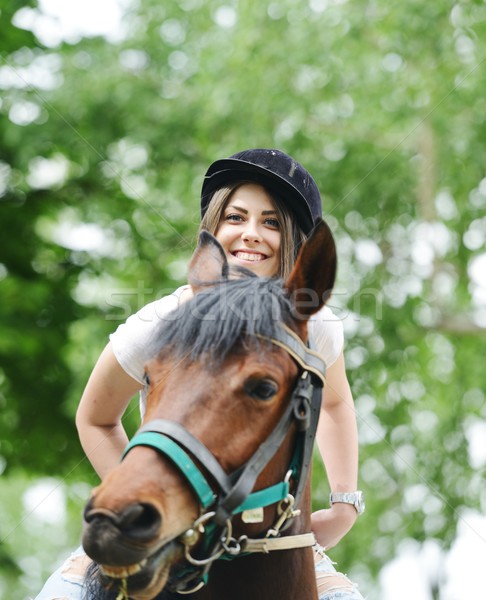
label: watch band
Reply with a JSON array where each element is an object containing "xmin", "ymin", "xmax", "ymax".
[{"xmin": 329, "ymin": 491, "xmax": 365, "ymax": 515}]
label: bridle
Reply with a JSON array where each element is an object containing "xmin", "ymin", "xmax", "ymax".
[{"xmin": 122, "ymin": 323, "xmax": 326, "ymax": 594}]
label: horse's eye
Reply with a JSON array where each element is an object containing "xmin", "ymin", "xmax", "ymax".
[{"xmin": 245, "ymin": 378, "xmax": 278, "ymax": 401}]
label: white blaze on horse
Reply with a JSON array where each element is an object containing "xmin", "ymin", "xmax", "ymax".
[{"xmin": 81, "ymin": 219, "xmax": 336, "ymax": 600}]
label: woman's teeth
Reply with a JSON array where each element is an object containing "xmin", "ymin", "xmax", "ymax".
[{"xmin": 233, "ymin": 251, "xmax": 265, "ymax": 262}]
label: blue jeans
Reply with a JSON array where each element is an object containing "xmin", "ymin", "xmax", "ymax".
[
  {"xmin": 34, "ymin": 546, "xmax": 88, "ymax": 600},
  {"xmin": 314, "ymin": 545, "xmax": 365, "ymax": 599},
  {"xmin": 35, "ymin": 545, "xmax": 365, "ymax": 600}
]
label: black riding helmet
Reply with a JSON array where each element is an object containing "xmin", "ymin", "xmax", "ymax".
[{"xmin": 200, "ymin": 149, "xmax": 322, "ymax": 236}]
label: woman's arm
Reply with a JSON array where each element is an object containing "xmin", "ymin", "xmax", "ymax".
[
  {"xmin": 75, "ymin": 342, "xmax": 142, "ymax": 480},
  {"xmin": 311, "ymin": 350, "xmax": 360, "ymax": 548}
]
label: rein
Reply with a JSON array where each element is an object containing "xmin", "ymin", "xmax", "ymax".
[{"xmin": 122, "ymin": 324, "xmax": 326, "ymax": 594}]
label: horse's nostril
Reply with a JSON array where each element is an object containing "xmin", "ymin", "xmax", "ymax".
[
  {"xmin": 83, "ymin": 501, "xmax": 162, "ymax": 542},
  {"xmin": 117, "ymin": 503, "xmax": 162, "ymax": 540},
  {"xmin": 118, "ymin": 503, "xmax": 145, "ymax": 527}
]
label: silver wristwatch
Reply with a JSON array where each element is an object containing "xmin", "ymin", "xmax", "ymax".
[{"xmin": 329, "ymin": 491, "xmax": 365, "ymax": 515}]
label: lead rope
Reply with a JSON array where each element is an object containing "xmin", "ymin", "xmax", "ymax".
[{"xmin": 115, "ymin": 578, "xmax": 129, "ymax": 600}]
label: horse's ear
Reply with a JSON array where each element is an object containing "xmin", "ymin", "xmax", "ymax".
[
  {"xmin": 284, "ymin": 219, "xmax": 337, "ymax": 319},
  {"xmin": 188, "ymin": 230, "xmax": 229, "ymax": 293}
]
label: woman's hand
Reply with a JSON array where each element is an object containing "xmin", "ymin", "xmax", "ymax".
[{"xmin": 311, "ymin": 503, "xmax": 358, "ymax": 550}]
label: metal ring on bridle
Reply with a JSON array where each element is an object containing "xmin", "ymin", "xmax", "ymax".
[{"xmin": 182, "ymin": 514, "xmax": 233, "ymax": 567}]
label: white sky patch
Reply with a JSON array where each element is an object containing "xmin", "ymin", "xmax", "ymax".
[
  {"xmin": 8, "ymin": 100, "xmax": 42, "ymax": 126},
  {"xmin": 13, "ymin": 0, "xmax": 131, "ymax": 48},
  {"xmin": 411, "ymin": 239, "xmax": 435, "ymax": 267},
  {"xmin": 36, "ymin": 207, "xmax": 133, "ymax": 259},
  {"xmin": 120, "ymin": 174, "xmax": 149, "ymax": 200},
  {"xmin": 341, "ymin": 310, "xmax": 360, "ymax": 337},
  {"xmin": 0, "ymin": 161, "xmax": 12, "ymax": 197},
  {"xmin": 323, "ymin": 140, "xmax": 347, "ymax": 161},
  {"xmin": 168, "ymin": 50, "xmax": 190, "ymax": 71},
  {"xmin": 166, "ymin": 257, "xmax": 189, "ymax": 281},
  {"xmin": 358, "ymin": 413, "xmax": 386, "ymax": 445},
  {"xmin": 107, "ymin": 138, "xmax": 150, "ymax": 171},
  {"xmin": 468, "ymin": 254, "xmax": 486, "ymax": 321},
  {"xmin": 379, "ymin": 511, "xmax": 486, "ymax": 599},
  {"xmin": 27, "ymin": 154, "xmax": 70, "ymax": 189},
  {"xmin": 469, "ymin": 253, "xmax": 486, "ymax": 291},
  {"xmin": 73, "ymin": 271, "xmax": 124, "ymax": 308},
  {"xmin": 0, "ymin": 53, "xmax": 63, "ymax": 91},
  {"xmin": 465, "ymin": 419, "xmax": 486, "ymax": 469},
  {"xmin": 469, "ymin": 179, "xmax": 486, "ymax": 209},
  {"xmin": 432, "ymin": 270, "xmax": 457, "ymax": 297},
  {"xmin": 441, "ymin": 511, "xmax": 486, "ymax": 599},
  {"xmin": 379, "ymin": 539, "xmax": 440, "ymax": 600},
  {"xmin": 309, "ymin": 0, "xmax": 329, "ymax": 13},
  {"xmin": 403, "ymin": 484, "xmax": 429, "ymax": 513},
  {"xmin": 435, "ymin": 189, "xmax": 458, "ymax": 220},
  {"xmin": 159, "ymin": 19, "xmax": 186, "ymax": 46},
  {"xmin": 52, "ymin": 222, "xmax": 108, "ymax": 252},
  {"xmin": 119, "ymin": 49, "xmax": 150, "ymax": 72},
  {"xmin": 213, "ymin": 6, "xmax": 238, "ymax": 28},
  {"xmin": 382, "ymin": 52, "xmax": 404, "ymax": 73},
  {"xmin": 22, "ymin": 478, "xmax": 66, "ymax": 526},
  {"xmin": 463, "ymin": 218, "xmax": 486, "ymax": 250},
  {"xmin": 412, "ymin": 221, "xmax": 453, "ymax": 260},
  {"xmin": 355, "ymin": 238, "xmax": 383, "ymax": 267}
]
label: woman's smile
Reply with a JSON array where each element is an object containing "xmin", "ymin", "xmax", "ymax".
[{"xmin": 232, "ymin": 249, "xmax": 268, "ymax": 262}]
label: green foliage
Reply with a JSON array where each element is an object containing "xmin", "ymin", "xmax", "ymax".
[
  {"xmin": 0, "ymin": 472, "xmax": 89, "ymax": 599},
  {"xmin": 1, "ymin": 0, "xmax": 485, "ymax": 597}
]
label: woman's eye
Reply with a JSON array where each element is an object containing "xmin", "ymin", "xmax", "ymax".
[
  {"xmin": 245, "ymin": 378, "xmax": 278, "ymax": 401},
  {"xmin": 226, "ymin": 213, "xmax": 244, "ymax": 222},
  {"xmin": 265, "ymin": 218, "xmax": 280, "ymax": 229}
]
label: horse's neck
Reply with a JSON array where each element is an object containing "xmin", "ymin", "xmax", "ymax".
[
  {"xmin": 194, "ymin": 491, "xmax": 318, "ymax": 600},
  {"xmin": 198, "ymin": 546, "xmax": 317, "ymax": 600}
]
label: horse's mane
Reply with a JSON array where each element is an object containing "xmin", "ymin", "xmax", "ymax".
[{"xmin": 148, "ymin": 276, "xmax": 295, "ymax": 367}]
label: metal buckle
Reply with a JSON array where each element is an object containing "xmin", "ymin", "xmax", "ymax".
[
  {"xmin": 180, "ymin": 511, "xmax": 233, "ymax": 566},
  {"xmin": 266, "ymin": 492, "xmax": 301, "ymax": 538}
]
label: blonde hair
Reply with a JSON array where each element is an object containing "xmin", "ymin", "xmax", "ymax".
[{"xmin": 199, "ymin": 182, "xmax": 306, "ymax": 280}]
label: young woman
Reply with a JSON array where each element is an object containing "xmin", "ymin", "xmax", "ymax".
[{"xmin": 35, "ymin": 149, "xmax": 365, "ymax": 600}]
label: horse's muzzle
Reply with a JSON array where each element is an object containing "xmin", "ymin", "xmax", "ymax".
[
  {"xmin": 82, "ymin": 499, "xmax": 162, "ymax": 564},
  {"xmin": 82, "ymin": 498, "xmax": 186, "ymax": 599}
]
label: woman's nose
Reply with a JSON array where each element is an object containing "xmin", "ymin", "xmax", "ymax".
[{"xmin": 241, "ymin": 221, "xmax": 262, "ymax": 243}]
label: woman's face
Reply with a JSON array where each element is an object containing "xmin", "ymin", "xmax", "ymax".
[{"xmin": 215, "ymin": 183, "xmax": 281, "ymax": 278}]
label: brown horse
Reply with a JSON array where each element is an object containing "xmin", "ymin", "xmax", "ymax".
[{"xmin": 82, "ymin": 219, "xmax": 336, "ymax": 600}]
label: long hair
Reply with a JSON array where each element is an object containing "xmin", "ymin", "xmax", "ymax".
[{"xmin": 200, "ymin": 182, "xmax": 306, "ymax": 280}]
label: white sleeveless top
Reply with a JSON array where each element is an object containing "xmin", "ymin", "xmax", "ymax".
[{"xmin": 110, "ymin": 285, "xmax": 343, "ymax": 415}]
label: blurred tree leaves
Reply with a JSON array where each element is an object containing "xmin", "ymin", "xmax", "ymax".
[{"xmin": 1, "ymin": 0, "xmax": 486, "ymax": 597}]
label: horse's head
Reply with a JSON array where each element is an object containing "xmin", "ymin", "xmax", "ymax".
[{"xmin": 82, "ymin": 220, "xmax": 336, "ymax": 599}]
